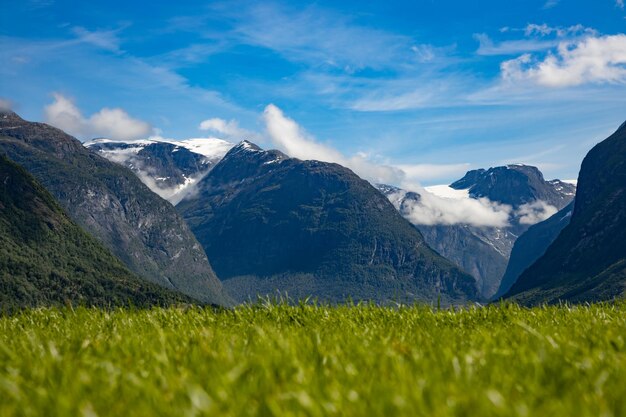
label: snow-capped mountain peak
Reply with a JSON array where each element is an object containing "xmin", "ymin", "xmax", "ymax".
[{"xmin": 84, "ymin": 136, "xmax": 235, "ymax": 204}]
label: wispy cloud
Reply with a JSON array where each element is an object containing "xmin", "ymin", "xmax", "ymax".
[
  {"xmin": 475, "ymin": 33, "xmax": 558, "ymax": 56},
  {"xmin": 542, "ymin": 0, "xmax": 560, "ymax": 9},
  {"xmin": 263, "ymin": 103, "xmax": 405, "ymax": 184},
  {"xmin": 71, "ymin": 26, "xmax": 125, "ymax": 53},
  {"xmin": 204, "ymin": 2, "xmax": 413, "ymax": 71},
  {"xmin": 0, "ymin": 31, "xmax": 249, "ymax": 138},
  {"xmin": 0, "ymin": 98, "xmax": 13, "ymax": 112},
  {"xmin": 199, "ymin": 117, "xmax": 261, "ymax": 141},
  {"xmin": 475, "ymin": 24, "xmax": 597, "ymax": 56},
  {"xmin": 167, "ymin": 1, "xmax": 455, "ymax": 74}
]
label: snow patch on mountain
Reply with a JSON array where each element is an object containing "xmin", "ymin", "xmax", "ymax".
[
  {"xmin": 424, "ymin": 185, "xmax": 470, "ymax": 200},
  {"xmin": 175, "ymin": 137, "xmax": 234, "ymax": 160}
]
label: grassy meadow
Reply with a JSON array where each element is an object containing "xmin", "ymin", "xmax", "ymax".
[{"xmin": 1, "ymin": 302, "xmax": 625, "ymax": 417}]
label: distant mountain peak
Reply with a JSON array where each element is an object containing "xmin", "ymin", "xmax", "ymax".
[
  {"xmin": 223, "ymin": 141, "xmax": 289, "ymax": 165},
  {"xmin": 233, "ymin": 140, "xmax": 263, "ymax": 153},
  {"xmin": 450, "ymin": 164, "xmax": 574, "ymax": 209}
]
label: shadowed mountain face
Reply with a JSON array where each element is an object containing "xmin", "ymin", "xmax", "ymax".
[
  {"xmin": 505, "ymin": 121, "xmax": 626, "ymax": 305},
  {"xmin": 494, "ymin": 201, "xmax": 574, "ymax": 299},
  {"xmin": 378, "ymin": 167, "xmax": 575, "ymax": 299},
  {"xmin": 0, "ymin": 155, "xmax": 193, "ymax": 312},
  {"xmin": 0, "ymin": 111, "xmax": 231, "ymax": 306},
  {"xmin": 177, "ymin": 141, "xmax": 478, "ymax": 305}
]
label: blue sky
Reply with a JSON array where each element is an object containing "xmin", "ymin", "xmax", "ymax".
[{"xmin": 1, "ymin": 0, "xmax": 625, "ymax": 184}]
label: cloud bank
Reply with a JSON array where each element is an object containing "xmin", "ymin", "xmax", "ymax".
[
  {"xmin": 388, "ymin": 190, "xmax": 513, "ymax": 227},
  {"xmin": 44, "ymin": 93, "xmax": 152, "ymax": 140}
]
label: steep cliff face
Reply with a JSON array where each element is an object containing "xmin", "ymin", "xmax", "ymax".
[
  {"xmin": 177, "ymin": 141, "xmax": 478, "ymax": 305},
  {"xmin": 418, "ymin": 224, "xmax": 509, "ymax": 297},
  {"xmin": 494, "ymin": 202, "xmax": 574, "ymax": 299},
  {"xmin": 0, "ymin": 155, "xmax": 193, "ymax": 311},
  {"xmin": 0, "ymin": 111, "xmax": 230, "ymax": 306},
  {"xmin": 505, "ymin": 121, "xmax": 626, "ymax": 304}
]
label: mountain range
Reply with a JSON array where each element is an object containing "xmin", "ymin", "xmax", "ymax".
[
  {"xmin": 378, "ymin": 165, "xmax": 576, "ymax": 299},
  {"xmin": 86, "ymin": 134, "xmax": 580, "ymax": 302},
  {"xmin": 2, "ymin": 109, "xmax": 623, "ymax": 307},
  {"xmin": 0, "ymin": 111, "xmax": 230, "ymax": 306}
]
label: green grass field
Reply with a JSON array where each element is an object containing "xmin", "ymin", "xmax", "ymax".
[{"xmin": 1, "ymin": 302, "xmax": 625, "ymax": 417}]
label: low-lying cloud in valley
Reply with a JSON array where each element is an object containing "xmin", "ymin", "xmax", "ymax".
[
  {"xmin": 516, "ymin": 200, "xmax": 558, "ymax": 225},
  {"xmin": 387, "ymin": 189, "xmax": 513, "ymax": 227}
]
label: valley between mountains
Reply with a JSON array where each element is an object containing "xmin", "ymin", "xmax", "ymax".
[{"xmin": 1, "ymin": 109, "xmax": 625, "ymax": 307}]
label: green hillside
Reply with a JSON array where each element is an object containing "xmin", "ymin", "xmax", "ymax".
[{"xmin": 0, "ymin": 155, "xmax": 193, "ymax": 311}]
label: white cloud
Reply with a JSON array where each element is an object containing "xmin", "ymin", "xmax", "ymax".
[
  {"xmin": 199, "ymin": 117, "xmax": 259, "ymax": 141},
  {"xmin": 525, "ymin": 24, "xmax": 554, "ymax": 37},
  {"xmin": 475, "ymin": 33, "xmax": 559, "ymax": 56},
  {"xmin": 396, "ymin": 163, "xmax": 471, "ymax": 182},
  {"xmin": 617, "ymin": 0, "xmax": 625, "ymax": 10},
  {"xmin": 501, "ymin": 34, "xmax": 626, "ymax": 87},
  {"xmin": 44, "ymin": 93, "xmax": 152, "ymax": 140},
  {"xmin": 203, "ymin": 3, "xmax": 411, "ymax": 71},
  {"xmin": 475, "ymin": 26, "xmax": 597, "ymax": 56},
  {"xmin": 263, "ymin": 104, "xmax": 404, "ymax": 184},
  {"xmin": 524, "ymin": 23, "xmax": 596, "ymax": 38},
  {"xmin": 543, "ymin": 0, "xmax": 560, "ymax": 9},
  {"xmin": 516, "ymin": 201, "xmax": 558, "ymax": 225},
  {"xmin": 71, "ymin": 26, "xmax": 123, "ymax": 52},
  {"xmin": 0, "ymin": 98, "xmax": 12, "ymax": 111},
  {"xmin": 388, "ymin": 189, "xmax": 513, "ymax": 227}
]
